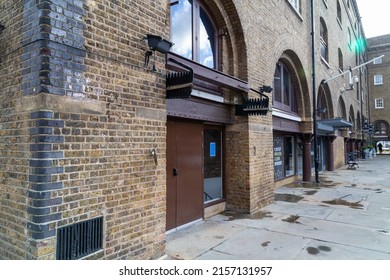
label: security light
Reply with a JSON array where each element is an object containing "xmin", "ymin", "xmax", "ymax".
[
  {"xmin": 143, "ymin": 34, "xmax": 173, "ymax": 71},
  {"xmin": 260, "ymin": 85, "xmax": 273, "ymax": 93}
]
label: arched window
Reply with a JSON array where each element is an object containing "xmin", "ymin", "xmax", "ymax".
[
  {"xmin": 338, "ymin": 48, "xmax": 343, "ymax": 70},
  {"xmin": 374, "ymin": 121, "xmax": 389, "ymax": 135},
  {"xmin": 170, "ymin": 0, "xmax": 217, "ymax": 69},
  {"xmin": 338, "ymin": 97, "xmax": 347, "ymax": 119},
  {"xmin": 273, "ymin": 62, "xmax": 298, "ymax": 113},
  {"xmin": 320, "ymin": 18, "xmax": 328, "ymax": 61},
  {"xmin": 337, "ymin": 1, "xmax": 342, "ymax": 24}
]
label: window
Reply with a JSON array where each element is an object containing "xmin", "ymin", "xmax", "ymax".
[
  {"xmin": 374, "ymin": 57, "xmax": 383, "ymax": 64},
  {"xmin": 348, "ymin": 27, "xmax": 352, "ymax": 49},
  {"xmin": 288, "ymin": 0, "xmax": 300, "ymax": 13},
  {"xmin": 338, "ymin": 48, "xmax": 343, "ymax": 71},
  {"xmin": 375, "ymin": 98, "xmax": 384, "ymax": 109},
  {"xmin": 374, "ymin": 75, "xmax": 383, "ymax": 85},
  {"xmin": 320, "ymin": 18, "xmax": 328, "ymax": 61},
  {"xmin": 171, "ymin": 0, "xmax": 217, "ymax": 69},
  {"xmin": 337, "ymin": 1, "xmax": 342, "ymax": 24},
  {"xmin": 374, "ymin": 121, "xmax": 388, "ymax": 135},
  {"xmin": 273, "ymin": 62, "xmax": 298, "ymax": 113},
  {"xmin": 274, "ymin": 135, "xmax": 297, "ymax": 180}
]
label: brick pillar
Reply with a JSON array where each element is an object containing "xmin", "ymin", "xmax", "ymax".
[
  {"xmin": 326, "ymin": 136, "xmax": 336, "ymax": 171},
  {"xmin": 302, "ymin": 134, "xmax": 312, "ymax": 182}
]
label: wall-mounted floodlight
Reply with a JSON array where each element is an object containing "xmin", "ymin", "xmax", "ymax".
[
  {"xmin": 143, "ymin": 34, "xmax": 173, "ymax": 71},
  {"xmin": 260, "ymin": 85, "xmax": 273, "ymax": 93},
  {"xmin": 315, "ymin": 107, "xmax": 327, "ymax": 115}
]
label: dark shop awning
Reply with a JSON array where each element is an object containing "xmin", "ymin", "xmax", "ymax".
[{"xmin": 317, "ymin": 118, "xmax": 353, "ymax": 134}]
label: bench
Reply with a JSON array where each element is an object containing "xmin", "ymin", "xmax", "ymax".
[{"xmin": 347, "ymin": 152, "xmax": 359, "ymax": 169}]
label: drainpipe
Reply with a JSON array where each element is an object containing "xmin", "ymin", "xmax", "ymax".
[{"xmin": 311, "ymin": 0, "xmax": 320, "ymax": 183}]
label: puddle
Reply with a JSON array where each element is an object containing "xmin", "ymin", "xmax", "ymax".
[
  {"xmin": 261, "ymin": 241, "xmax": 270, "ymax": 247},
  {"xmin": 213, "ymin": 235, "xmax": 224, "ymax": 239},
  {"xmin": 322, "ymin": 198, "xmax": 364, "ymax": 209},
  {"xmin": 221, "ymin": 211, "xmax": 273, "ymax": 221},
  {"xmin": 306, "ymin": 245, "xmax": 332, "ymax": 255},
  {"xmin": 282, "ymin": 215, "xmax": 301, "ymax": 224},
  {"xmin": 285, "ymin": 180, "xmax": 338, "ymax": 189},
  {"xmin": 275, "ymin": 193, "xmax": 303, "ymax": 203},
  {"xmin": 306, "ymin": 247, "xmax": 320, "ymax": 255},
  {"xmin": 318, "ymin": 246, "xmax": 332, "ymax": 252},
  {"xmin": 304, "ymin": 190, "xmax": 317, "ymax": 195}
]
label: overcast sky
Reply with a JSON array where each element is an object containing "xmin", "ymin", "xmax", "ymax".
[{"xmin": 355, "ymin": 0, "xmax": 390, "ymax": 38}]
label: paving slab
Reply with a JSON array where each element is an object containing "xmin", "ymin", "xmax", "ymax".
[
  {"xmin": 326, "ymin": 208, "xmax": 390, "ymax": 230},
  {"xmin": 263, "ymin": 201, "xmax": 334, "ymax": 220},
  {"xmin": 166, "ymin": 156, "xmax": 390, "ymax": 260},
  {"xmin": 166, "ymin": 220, "xmax": 246, "ymax": 260},
  {"xmin": 294, "ymin": 240, "xmax": 390, "ymax": 260},
  {"xmin": 208, "ymin": 228, "xmax": 312, "ymax": 260}
]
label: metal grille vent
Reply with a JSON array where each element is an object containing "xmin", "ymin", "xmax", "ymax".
[{"xmin": 56, "ymin": 217, "xmax": 103, "ymax": 260}]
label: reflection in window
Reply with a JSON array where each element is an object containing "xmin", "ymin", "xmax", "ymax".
[
  {"xmin": 374, "ymin": 121, "xmax": 388, "ymax": 135},
  {"xmin": 284, "ymin": 136, "xmax": 295, "ymax": 177},
  {"xmin": 171, "ymin": 0, "xmax": 216, "ymax": 68},
  {"xmin": 204, "ymin": 129, "xmax": 222, "ymax": 203},
  {"xmin": 320, "ymin": 18, "xmax": 328, "ymax": 61},
  {"xmin": 273, "ymin": 62, "xmax": 297, "ymax": 113}
]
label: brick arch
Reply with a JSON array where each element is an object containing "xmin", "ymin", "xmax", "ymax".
[
  {"xmin": 337, "ymin": 96, "xmax": 347, "ymax": 119},
  {"xmin": 277, "ymin": 50, "xmax": 311, "ymax": 120},
  {"xmin": 318, "ymin": 82, "xmax": 334, "ymax": 119},
  {"xmin": 349, "ymin": 105, "xmax": 355, "ymax": 131},
  {"xmin": 202, "ymin": 0, "xmax": 248, "ymax": 80}
]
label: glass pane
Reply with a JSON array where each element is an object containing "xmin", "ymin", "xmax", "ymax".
[
  {"xmin": 273, "ymin": 64, "xmax": 282, "ymax": 103},
  {"xmin": 283, "ymin": 66, "xmax": 290, "ymax": 106},
  {"xmin": 284, "ymin": 136, "xmax": 295, "ymax": 176},
  {"xmin": 204, "ymin": 129, "xmax": 222, "ymax": 203},
  {"xmin": 296, "ymin": 138, "xmax": 303, "ymax": 176},
  {"xmin": 274, "ymin": 135, "xmax": 284, "ymax": 180},
  {"xmin": 199, "ymin": 7, "xmax": 215, "ymax": 68},
  {"xmin": 171, "ymin": 0, "xmax": 193, "ymax": 60}
]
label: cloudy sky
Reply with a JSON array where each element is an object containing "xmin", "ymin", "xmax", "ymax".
[{"xmin": 355, "ymin": 0, "xmax": 390, "ymax": 38}]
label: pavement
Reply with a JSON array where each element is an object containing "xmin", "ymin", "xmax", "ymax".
[{"xmin": 165, "ymin": 154, "xmax": 390, "ymax": 260}]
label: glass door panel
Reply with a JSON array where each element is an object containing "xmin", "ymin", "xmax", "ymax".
[{"xmin": 204, "ymin": 129, "xmax": 222, "ymax": 203}]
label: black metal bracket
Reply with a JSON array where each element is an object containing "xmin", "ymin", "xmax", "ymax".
[
  {"xmin": 166, "ymin": 58, "xmax": 194, "ymax": 99},
  {"xmin": 235, "ymin": 88, "xmax": 270, "ymax": 116}
]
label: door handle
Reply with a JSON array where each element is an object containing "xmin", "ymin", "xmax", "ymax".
[{"xmin": 173, "ymin": 168, "xmax": 178, "ymax": 176}]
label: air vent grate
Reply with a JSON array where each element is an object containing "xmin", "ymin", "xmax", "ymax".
[{"xmin": 56, "ymin": 217, "xmax": 103, "ymax": 260}]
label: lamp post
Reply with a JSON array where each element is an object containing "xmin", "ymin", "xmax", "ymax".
[{"xmin": 311, "ymin": 0, "xmax": 320, "ymax": 183}]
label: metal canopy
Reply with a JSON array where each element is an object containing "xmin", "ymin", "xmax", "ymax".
[{"xmin": 317, "ymin": 118, "xmax": 353, "ymax": 134}]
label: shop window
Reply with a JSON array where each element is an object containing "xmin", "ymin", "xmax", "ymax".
[
  {"xmin": 273, "ymin": 62, "xmax": 298, "ymax": 113},
  {"xmin": 170, "ymin": 0, "xmax": 217, "ymax": 69},
  {"xmin": 284, "ymin": 136, "xmax": 295, "ymax": 177},
  {"xmin": 273, "ymin": 135, "xmax": 297, "ymax": 180}
]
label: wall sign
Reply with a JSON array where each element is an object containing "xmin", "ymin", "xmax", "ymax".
[
  {"xmin": 274, "ymin": 136, "xmax": 284, "ymax": 180},
  {"xmin": 210, "ymin": 142, "xmax": 216, "ymax": 157}
]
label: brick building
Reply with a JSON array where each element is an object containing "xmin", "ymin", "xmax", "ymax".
[
  {"xmin": 0, "ymin": 0, "xmax": 369, "ymax": 259},
  {"xmin": 367, "ymin": 34, "xmax": 390, "ymax": 146}
]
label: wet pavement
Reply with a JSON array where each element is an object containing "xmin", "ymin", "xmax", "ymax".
[{"xmin": 165, "ymin": 155, "xmax": 390, "ymax": 260}]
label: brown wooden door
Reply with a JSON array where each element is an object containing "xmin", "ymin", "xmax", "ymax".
[{"xmin": 166, "ymin": 120, "xmax": 203, "ymax": 231}]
